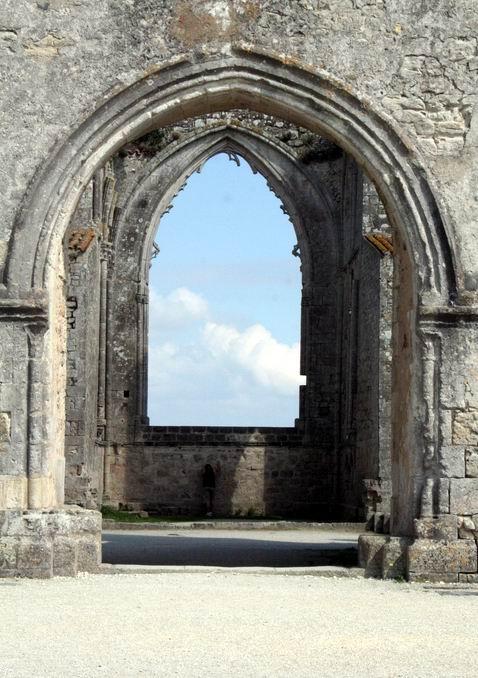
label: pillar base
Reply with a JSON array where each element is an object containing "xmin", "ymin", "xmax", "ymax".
[
  {"xmin": 0, "ymin": 506, "xmax": 101, "ymax": 578},
  {"xmin": 358, "ymin": 529, "xmax": 478, "ymax": 582},
  {"xmin": 358, "ymin": 534, "xmax": 413, "ymax": 579}
]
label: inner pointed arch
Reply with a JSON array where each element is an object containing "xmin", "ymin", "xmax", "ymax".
[{"xmin": 147, "ymin": 150, "xmax": 305, "ymax": 426}]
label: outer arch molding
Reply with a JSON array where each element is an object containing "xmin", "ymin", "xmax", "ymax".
[{"xmin": 6, "ymin": 49, "xmax": 457, "ymax": 305}]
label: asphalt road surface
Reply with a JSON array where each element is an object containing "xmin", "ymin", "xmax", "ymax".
[{"xmin": 102, "ymin": 528, "xmax": 359, "ymax": 568}]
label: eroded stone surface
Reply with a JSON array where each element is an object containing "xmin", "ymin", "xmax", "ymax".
[
  {"xmin": 0, "ymin": 507, "xmax": 101, "ymax": 578},
  {"xmin": 450, "ymin": 479, "xmax": 478, "ymax": 515},
  {"xmin": 465, "ymin": 448, "xmax": 478, "ymax": 477},
  {"xmin": 358, "ymin": 534, "xmax": 387, "ymax": 578},
  {"xmin": 414, "ymin": 515, "xmax": 458, "ymax": 541},
  {"xmin": 0, "ymin": 413, "xmax": 10, "ymax": 443},
  {"xmin": 453, "ymin": 410, "xmax": 478, "ymax": 446},
  {"xmin": 457, "ymin": 515, "xmax": 478, "ymax": 540},
  {"xmin": 408, "ymin": 539, "xmax": 478, "ymax": 577}
]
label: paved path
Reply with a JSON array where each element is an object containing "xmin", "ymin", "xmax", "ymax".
[
  {"xmin": 1, "ymin": 572, "xmax": 477, "ymax": 677},
  {"xmin": 102, "ymin": 528, "xmax": 359, "ymax": 568}
]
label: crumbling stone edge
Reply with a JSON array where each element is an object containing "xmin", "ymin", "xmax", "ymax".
[
  {"xmin": 359, "ymin": 516, "xmax": 478, "ymax": 583},
  {"xmin": 0, "ymin": 507, "xmax": 101, "ymax": 578}
]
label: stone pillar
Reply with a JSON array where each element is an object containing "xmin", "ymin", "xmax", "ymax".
[
  {"xmin": 25, "ymin": 323, "xmax": 50, "ymax": 509},
  {"xmin": 361, "ymin": 180, "xmax": 393, "ymax": 527},
  {"xmin": 407, "ymin": 308, "xmax": 478, "ymax": 582},
  {"xmin": 97, "ymin": 247, "xmax": 109, "ymax": 430},
  {"xmin": 359, "ymin": 307, "xmax": 478, "ymax": 582},
  {"xmin": 0, "ymin": 299, "xmax": 101, "ymax": 578},
  {"xmin": 64, "ymin": 233, "xmax": 103, "ymax": 509},
  {"xmin": 135, "ymin": 283, "xmax": 149, "ymax": 429}
]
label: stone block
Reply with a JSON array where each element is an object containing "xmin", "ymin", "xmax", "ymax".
[
  {"xmin": 0, "ymin": 476, "xmax": 27, "ymax": 510},
  {"xmin": 55, "ymin": 506, "xmax": 102, "ymax": 536},
  {"xmin": 77, "ymin": 538, "xmax": 101, "ymax": 573},
  {"xmin": 0, "ymin": 508, "xmax": 101, "ymax": 578},
  {"xmin": 0, "ymin": 510, "xmax": 13, "ymax": 535},
  {"xmin": 453, "ymin": 409, "xmax": 478, "ymax": 445},
  {"xmin": 17, "ymin": 539, "xmax": 52, "ymax": 577},
  {"xmin": 457, "ymin": 516, "xmax": 477, "ymax": 539},
  {"xmin": 465, "ymin": 448, "xmax": 478, "ymax": 477},
  {"xmin": 450, "ymin": 479, "xmax": 478, "ymax": 515},
  {"xmin": 53, "ymin": 537, "xmax": 77, "ymax": 577},
  {"xmin": 0, "ymin": 537, "xmax": 17, "ymax": 571},
  {"xmin": 0, "ymin": 412, "xmax": 10, "ymax": 443},
  {"xmin": 414, "ymin": 515, "xmax": 458, "ymax": 541},
  {"xmin": 373, "ymin": 513, "xmax": 385, "ymax": 533},
  {"xmin": 407, "ymin": 539, "xmax": 477, "ymax": 577},
  {"xmin": 382, "ymin": 537, "xmax": 412, "ymax": 579},
  {"xmin": 409, "ymin": 572, "xmax": 459, "ymax": 583},
  {"xmin": 459, "ymin": 573, "xmax": 478, "ymax": 583},
  {"xmin": 440, "ymin": 446, "xmax": 465, "ymax": 477},
  {"xmin": 438, "ymin": 479, "xmax": 450, "ymax": 513},
  {"xmin": 358, "ymin": 534, "xmax": 387, "ymax": 577}
]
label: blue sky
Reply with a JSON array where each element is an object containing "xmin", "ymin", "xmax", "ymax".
[{"xmin": 148, "ymin": 153, "xmax": 304, "ymax": 426}]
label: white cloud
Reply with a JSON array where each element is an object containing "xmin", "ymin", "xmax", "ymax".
[
  {"xmin": 203, "ymin": 321, "xmax": 305, "ymax": 395},
  {"xmin": 147, "ymin": 287, "xmax": 305, "ymax": 424},
  {"xmin": 149, "ymin": 286, "xmax": 208, "ymax": 331}
]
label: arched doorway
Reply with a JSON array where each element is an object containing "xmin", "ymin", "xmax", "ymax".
[{"xmin": 2, "ymin": 52, "xmax": 470, "ymax": 581}]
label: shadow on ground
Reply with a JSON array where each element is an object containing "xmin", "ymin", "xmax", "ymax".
[{"xmin": 102, "ymin": 531, "xmax": 358, "ymax": 568}]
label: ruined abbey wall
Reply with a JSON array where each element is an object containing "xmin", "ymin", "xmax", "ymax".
[
  {"xmin": 0, "ymin": 0, "xmax": 477, "ymax": 579},
  {"xmin": 105, "ymin": 428, "xmax": 324, "ymax": 519}
]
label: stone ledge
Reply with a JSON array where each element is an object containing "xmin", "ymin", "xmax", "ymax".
[
  {"xmin": 419, "ymin": 306, "xmax": 478, "ymax": 323},
  {"xmin": 140, "ymin": 425, "xmax": 303, "ymax": 447},
  {"xmin": 0, "ymin": 507, "xmax": 101, "ymax": 578},
  {"xmin": 0, "ymin": 296, "xmax": 48, "ymax": 323},
  {"xmin": 103, "ymin": 519, "xmax": 366, "ymax": 531},
  {"xmin": 99, "ymin": 563, "xmax": 365, "ymax": 578}
]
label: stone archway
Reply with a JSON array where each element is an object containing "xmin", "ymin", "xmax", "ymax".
[
  {"xmin": 1, "ymin": 50, "xmax": 476, "ymax": 581},
  {"xmin": 111, "ymin": 125, "xmax": 339, "ymax": 419},
  {"xmin": 5, "ymin": 52, "xmax": 457, "ymax": 298},
  {"xmin": 65, "ymin": 115, "xmax": 365, "ymax": 520}
]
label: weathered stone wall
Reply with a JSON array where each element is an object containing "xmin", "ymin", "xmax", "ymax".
[
  {"xmin": 0, "ymin": 0, "xmax": 476, "ymax": 579},
  {"xmin": 64, "ymin": 231, "xmax": 102, "ymax": 509},
  {"xmin": 104, "ymin": 427, "xmax": 333, "ymax": 519},
  {"xmin": 339, "ymin": 241, "xmax": 381, "ymax": 519},
  {"xmin": 335, "ymin": 175, "xmax": 394, "ymax": 520},
  {"xmin": 0, "ymin": 506, "xmax": 101, "ymax": 578},
  {"xmin": 0, "ymin": 325, "xmax": 28, "ymax": 509},
  {"xmin": 357, "ymin": 183, "xmax": 393, "ymax": 523},
  {"xmin": 1, "ymin": 1, "xmax": 476, "ymax": 291}
]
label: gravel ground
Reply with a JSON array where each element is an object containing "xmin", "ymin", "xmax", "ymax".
[{"xmin": 1, "ymin": 572, "xmax": 477, "ymax": 677}]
